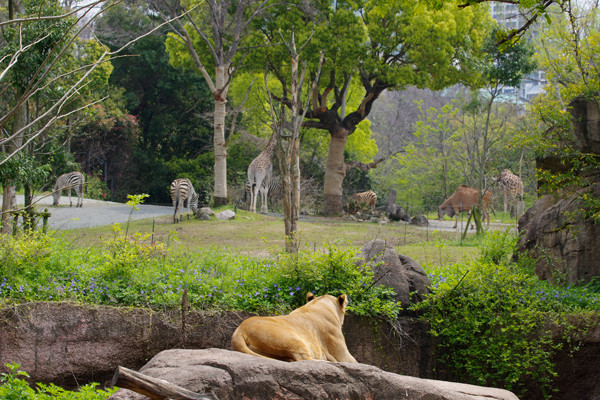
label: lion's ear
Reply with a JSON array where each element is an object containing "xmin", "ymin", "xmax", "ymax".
[
  {"xmin": 338, "ymin": 294, "xmax": 348, "ymax": 310},
  {"xmin": 306, "ymin": 292, "xmax": 315, "ymax": 302}
]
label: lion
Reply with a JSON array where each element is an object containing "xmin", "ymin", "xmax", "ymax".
[{"xmin": 231, "ymin": 292, "xmax": 358, "ymax": 363}]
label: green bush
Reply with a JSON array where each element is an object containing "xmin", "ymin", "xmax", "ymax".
[
  {"xmin": 0, "ymin": 230, "xmax": 399, "ymax": 318},
  {"xmin": 0, "ymin": 363, "xmax": 115, "ymax": 400},
  {"xmin": 84, "ymin": 174, "xmax": 110, "ymax": 201},
  {"xmin": 414, "ymin": 234, "xmax": 599, "ymax": 399}
]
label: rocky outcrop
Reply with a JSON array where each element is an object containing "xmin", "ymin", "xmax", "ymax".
[
  {"xmin": 518, "ymin": 97, "xmax": 600, "ymax": 285},
  {"xmin": 108, "ymin": 348, "xmax": 519, "ymax": 400},
  {"xmin": 516, "ymin": 183, "xmax": 600, "ymax": 284},
  {"xmin": 386, "ymin": 189, "xmax": 409, "ymax": 221},
  {"xmin": 358, "ymin": 239, "xmax": 431, "ymax": 307}
]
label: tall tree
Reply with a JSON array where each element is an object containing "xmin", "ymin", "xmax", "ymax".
[
  {"xmin": 1, "ymin": 0, "xmax": 74, "ymax": 231},
  {"xmin": 154, "ymin": 0, "xmax": 271, "ymax": 206},
  {"xmin": 526, "ymin": 2, "xmax": 600, "ymax": 207},
  {"xmin": 255, "ymin": 0, "xmax": 490, "ymax": 215}
]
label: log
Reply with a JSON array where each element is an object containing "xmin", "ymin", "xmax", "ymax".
[{"xmin": 111, "ymin": 366, "xmax": 218, "ymax": 400}]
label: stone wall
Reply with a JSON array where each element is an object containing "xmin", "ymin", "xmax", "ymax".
[{"xmin": 0, "ymin": 302, "xmax": 599, "ymax": 400}]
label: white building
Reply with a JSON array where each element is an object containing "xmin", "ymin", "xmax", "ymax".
[{"xmin": 489, "ymin": 2, "xmax": 547, "ymax": 102}]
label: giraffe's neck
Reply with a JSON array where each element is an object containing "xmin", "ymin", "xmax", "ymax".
[{"xmin": 263, "ymin": 130, "xmax": 277, "ymax": 157}]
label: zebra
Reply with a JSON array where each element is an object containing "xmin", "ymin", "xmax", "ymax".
[
  {"xmin": 171, "ymin": 178, "xmax": 199, "ymax": 223},
  {"xmin": 244, "ymin": 177, "xmax": 282, "ymax": 212},
  {"xmin": 52, "ymin": 172, "xmax": 85, "ymax": 207},
  {"xmin": 346, "ymin": 190, "xmax": 377, "ymax": 214}
]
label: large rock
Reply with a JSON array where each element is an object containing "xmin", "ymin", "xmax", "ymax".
[
  {"xmin": 215, "ymin": 210, "xmax": 235, "ymax": 220},
  {"xmin": 108, "ymin": 348, "xmax": 519, "ymax": 400},
  {"xmin": 358, "ymin": 239, "xmax": 431, "ymax": 307},
  {"xmin": 569, "ymin": 95, "xmax": 600, "ymax": 154},
  {"xmin": 516, "ymin": 183, "xmax": 600, "ymax": 284},
  {"xmin": 386, "ymin": 189, "xmax": 409, "ymax": 221}
]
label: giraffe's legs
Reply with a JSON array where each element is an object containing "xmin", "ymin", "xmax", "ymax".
[
  {"xmin": 250, "ymin": 183, "xmax": 259, "ymax": 213},
  {"xmin": 259, "ymin": 184, "xmax": 269, "ymax": 214}
]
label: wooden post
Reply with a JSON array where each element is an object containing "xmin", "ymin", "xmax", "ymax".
[
  {"xmin": 42, "ymin": 209, "xmax": 51, "ymax": 233},
  {"xmin": 11, "ymin": 211, "xmax": 19, "ymax": 235},
  {"xmin": 111, "ymin": 366, "xmax": 218, "ymax": 400}
]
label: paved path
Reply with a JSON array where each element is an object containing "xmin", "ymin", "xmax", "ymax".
[{"xmin": 6, "ymin": 195, "xmax": 174, "ymax": 230}]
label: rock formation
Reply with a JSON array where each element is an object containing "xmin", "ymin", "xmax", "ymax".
[
  {"xmin": 358, "ymin": 239, "xmax": 431, "ymax": 307},
  {"xmin": 517, "ymin": 182, "xmax": 600, "ymax": 284},
  {"xmin": 517, "ymin": 96, "xmax": 600, "ymax": 285},
  {"xmin": 108, "ymin": 348, "xmax": 519, "ymax": 400}
]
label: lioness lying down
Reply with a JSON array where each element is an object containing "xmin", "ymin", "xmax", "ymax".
[{"xmin": 231, "ymin": 292, "xmax": 358, "ymax": 363}]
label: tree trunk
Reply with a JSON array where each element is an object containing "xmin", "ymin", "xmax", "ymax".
[
  {"xmin": 213, "ymin": 65, "xmax": 229, "ymax": 206},
  {"xmin": 323, "ymin": 132, "xmax": 349, "ymax": 216},
  {"xmin": 111, "ymin": 366, "xmax": 217, "ymax": 400}
]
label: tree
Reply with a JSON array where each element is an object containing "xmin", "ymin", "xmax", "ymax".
[
  {"xmin": 263, "ymin": 30, "xmax": 323, "ymax": 252},
  {"xmin": 1, "ymin": 0, "xmax": 75, "ymax": 231},
  {"xmin": 254, "ymin": 0, "xmax": 490, "ymax": 215},
  {"xmin": 154, "ymin": 0, "xmax": 271, "ymax": 206},
  {"xmin": 526, "ymin": 2, "xmax": 600, "ymax": 220},
  {"xmin": 0, "ymin": 0, "xmax": 187, "ymax": 232},
  {"xmin": 95, "ymin": 2, "xmax": 214, "ymax": 202},
  {"xmin": 454, "ymin": 0, "xmax": 568, "ymax": 44}
]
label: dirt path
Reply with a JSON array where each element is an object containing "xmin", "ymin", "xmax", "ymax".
[
  {"xmin": 8, "ymin": 195, "xmax": 174, "ymax": 230},
  {"xmin": 6, "ymin": 195, "xmax": 515, "ymax": 232}
]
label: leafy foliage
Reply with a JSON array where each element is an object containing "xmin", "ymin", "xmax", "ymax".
[
  {"xmin": 414, "ymin": 234, "xmax": 599, "ymax": 399},
  {"xmin": 0, "ymin": 231, "xmax": 399, "ymax": 318},
  {"xmin": 0, "ymin": 363, "xmax": 115, "ymax": 400},
  {"xmin": 526, "ymin": 6, "xmax": 600, "ymax": 221}
]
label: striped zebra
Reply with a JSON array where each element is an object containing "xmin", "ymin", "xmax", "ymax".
[
  {"xmin": 244, "ymin": 177, "xmax": 282, "ymax": 212},
  {"xmin": 346, "ymin": 190, "xmax": 377, "ymax": 214},
  {"xmin": 171, "ymin": 178, "xmax": 199, "ymax": 223},
  {"xmin": 52, "ymin": 172, "xmax": 85, "ymax": 207}
]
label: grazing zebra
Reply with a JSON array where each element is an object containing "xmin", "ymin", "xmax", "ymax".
[
  {"xmin": 244, "ymin": 178, "xmax": 282, "ymax": 211},
  {"xmin": 171, "ymin": 178, "xmax": 199, "ymax": 223},
  {"xmin": 52, "ymin": 172, "xmax": 85, "ymax": 207},
  {"xmin": 346, "ymin": 190, "xmax": 377, "ymax": 214}
]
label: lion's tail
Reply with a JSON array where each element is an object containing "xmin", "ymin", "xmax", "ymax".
[{"xmin": 231, "ymin": 328, "xmax": 270, "ymax": 359}]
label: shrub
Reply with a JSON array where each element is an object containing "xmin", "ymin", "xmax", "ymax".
[
  {"xmin": 0, "ymin": 363, "xmax": 115, "ymax": 400},
  {"xmin": 0, "ymin": 232, "xmax": 400, "ymax": 319},
  {"xmin": 84, "ymin": 174, "xmax": 110, "ymax": 201},
  {"xmin": 414, "ymin": 234, "xmax": 599, "ymax": 399}
]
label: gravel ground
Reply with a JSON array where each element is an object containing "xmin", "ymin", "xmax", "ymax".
[
  {"xmin": 8, "ymin": 195, "xmax": 174, "ymax": 230},
  {"xmin": 6, "ymin": 195, "xmax": 515, "ymax": 232}
]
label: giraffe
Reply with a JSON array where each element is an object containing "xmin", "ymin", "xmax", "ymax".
[
  {"xmin": 499, "ymin": 169, "xmax": 524, "ymax": 214},
  {"xmin": 247, "ymin": 130, "xmax": 277, "ymax": 214}
]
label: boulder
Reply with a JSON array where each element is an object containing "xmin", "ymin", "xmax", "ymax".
[
  {"xmin": 410, "ymin": 215, "xmax": 428, "ymax": 226},
  {"xmin": 196, "ymin": 207, "xmax": 215, "ymax": 219},
  {"xmin": 215, "ymin": 210, "xmax": 235, "ymax": 220},
  {"xmin": 386, "ymin": 189, "xmax": 398, "ymax": 213},
  {"xmin": 516, "ymin": 183, "xmax": 600, "ymax": 284},
  {"xmin": 358, "ymin": 239, "xmax": 431, "ymax": 307},
  {"xmin": 386, "ymin": 189, "xmax": 409, "ymax": 221},
  {"xmin": 108, "ymin": 348, "xmax": 519, "ymax": 400},
  {"xmin": 569, "ymin": 95, "xmax": 600, "ymax": 154}
]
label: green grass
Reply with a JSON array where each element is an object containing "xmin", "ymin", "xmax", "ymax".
[{"xmin": 62, "ymin": 208, "xmax": 488, "ymax": 264}]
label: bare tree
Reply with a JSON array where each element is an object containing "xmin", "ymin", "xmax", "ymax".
[{"xmin": 264, "ymin": 30, "xmax": 323, "ymax": 252}]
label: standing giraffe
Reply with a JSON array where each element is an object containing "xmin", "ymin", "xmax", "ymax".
[
  {"xmin": 499, "ymin": 169, "xmax": 524, "ymax": 214},
  {"xmin": 247, "ymin": 131, "xmax": 276, "ymax": 214}
]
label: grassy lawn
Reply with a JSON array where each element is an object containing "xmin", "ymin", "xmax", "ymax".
[{"xmin": 61, "ymin": 208, "xmax": 491, "ymax": 266}]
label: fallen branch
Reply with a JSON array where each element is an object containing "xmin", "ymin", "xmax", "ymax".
[{"xmin": 111, "ymin": 366, "xmax": 218, "ymax": 400}]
